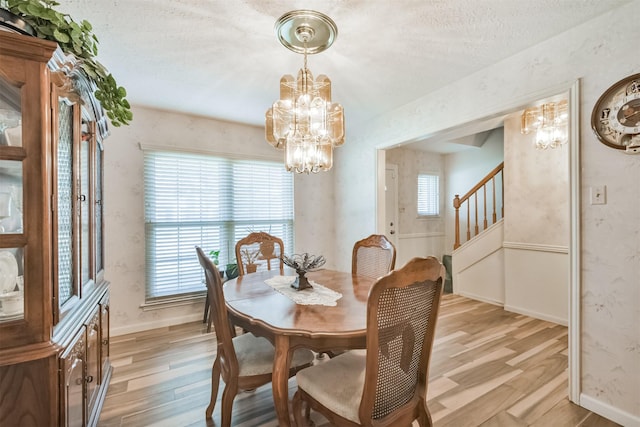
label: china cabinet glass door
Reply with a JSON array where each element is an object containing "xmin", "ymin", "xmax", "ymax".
[
  {"xmin": 56, "ymin": 99, "xmax": 75, "ymax": 309},
  {"xmin": 0, "ymin": 73, "xmax": 25, "ymax": 323}
]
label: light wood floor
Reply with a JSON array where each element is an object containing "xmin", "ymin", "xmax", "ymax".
[{"xmin": 98, "ymin": 295, "xmax": 619, "ymax": 427}]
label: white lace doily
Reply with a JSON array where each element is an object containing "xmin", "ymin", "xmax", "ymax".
[{"xmin": 264, "ymin": 275, "xmax": 343, "ymax": 306}]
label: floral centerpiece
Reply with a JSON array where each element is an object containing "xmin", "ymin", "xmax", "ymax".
[{"xmin": 281, "ymin": 253, "xmax": 326, "ymax": 291}]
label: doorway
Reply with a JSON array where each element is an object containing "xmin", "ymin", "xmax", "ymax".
[
  {"xmin": 375, "ymin": 80, "xmax": 581, "ymax": 403},
  {"xmin": 384, "ymin": 164, "xmax": 398, "ymax": 249}
]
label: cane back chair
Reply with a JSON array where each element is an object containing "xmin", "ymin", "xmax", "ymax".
[
  {"xmin": 352, "ymin": 234, "xmax": 397, "ymax": 280},
  {"xmin": 293, "ymin": 256, "xmax": 445, "ymax": 426}
]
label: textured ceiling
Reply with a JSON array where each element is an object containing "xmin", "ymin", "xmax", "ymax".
[{"xmin": 54, "ymin": 0, "xmax": 629, "ymax": 138}]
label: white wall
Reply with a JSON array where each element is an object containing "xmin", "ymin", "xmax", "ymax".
[
  {"xmin": 503, "ymin": 246, "xmax": 568, "ymax": 325},
  {"xmin": 335, "ymin": 3, "xmax": 639, "ymax": 424},
  {"xmin": 104, "ymin": 106, "xmax": 334, "ymax": 335},
  {"xmin": 453, "ymin": 221, "xmax": 505, "ymax": 305}
]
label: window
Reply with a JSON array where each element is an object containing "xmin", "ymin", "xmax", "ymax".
[
  {"xmin": 417, "ymin": 173, "xmax": 440, "ymax": 217},
  {"xmin": 144, "ymin": 150, "xmax": 294, "ymax": 301}
]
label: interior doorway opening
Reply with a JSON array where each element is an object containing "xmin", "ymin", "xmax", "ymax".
[{"xmin": 375, "ymin": 80, "xmax": 581, "ymax": 403}]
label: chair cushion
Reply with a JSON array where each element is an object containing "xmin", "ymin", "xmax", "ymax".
[
  {"xmin": 296, "ymin": 350, "xmax": 367, "ymax": 423},
  {"xmin": 233, "ymin": 333, "xmax": 314, "ymax": 377}
]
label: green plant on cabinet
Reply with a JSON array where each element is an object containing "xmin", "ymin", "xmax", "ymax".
[{"xmin": 1, "ymin": 0, "xmax": 132, "ymax": 127}]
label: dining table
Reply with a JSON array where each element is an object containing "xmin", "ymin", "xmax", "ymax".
[{"xmin": 223, "ymin": 267, "xmax": 376, "ymax": 427}]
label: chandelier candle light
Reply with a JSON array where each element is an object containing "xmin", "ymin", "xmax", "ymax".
[
  {"xmin": 521, "ymin": 100, "xmax": 569, "ymax": 149},
  {"xmin": 265, "ymin": 10, "xmax": 345, "ymax": 173}
]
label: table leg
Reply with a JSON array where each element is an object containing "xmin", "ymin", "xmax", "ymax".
[{"xmin": 272, "ymin": 334, "xmax": 293, "ymax": 427}]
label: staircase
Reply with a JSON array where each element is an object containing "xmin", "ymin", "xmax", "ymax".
[
  {"xmin": 451, "ymin": 163, "xmax": 505, "ymax": 305},
  {"xmin": 453, "ymin": 162, "xmax": 504, "ymax": 249}
]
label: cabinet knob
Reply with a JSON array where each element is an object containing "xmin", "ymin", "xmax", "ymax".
[
  {"xmin": 85, "ymin": 375, "xmax": 94, "ymax": 383},
  {"xmin": 75, "ymin": 377, "xmax": 83, "ymax": 386},
  {"xmin": 102, "ymin": 339, "xmax": 109, "ymax": 345}
]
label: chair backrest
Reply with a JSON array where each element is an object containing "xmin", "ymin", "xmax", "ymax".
[
  {"xmin": 235, "ymin": 232, "xmax": 285, "ymax": 276},
  {"xmin": 359, "ymin": 256, "xmax": 444, "ymax": 423},
  {"xmin": 195, "ymin": 246, "xmax": 238, "ymax": 364},
  {"xmin": 352, "ymin": 234, "xmax": 397, "ymax": 280}
]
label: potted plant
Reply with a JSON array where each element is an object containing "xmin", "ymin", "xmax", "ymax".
[
  {"xmin": 241, "ymin": 248, "xmax": 259, "ymax": 274},
  {"xmin": 208, "ymin": 249, "xmax": 224, "ymax": 278},
  {"xmin": 1, "ymin": 0, "xmax": 132, "ymax": 127},
  {"xmin": 225, "ymin": 262, "xmax": 239, "ymax": 280}
]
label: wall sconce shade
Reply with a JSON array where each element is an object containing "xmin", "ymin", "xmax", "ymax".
[{"xmin": 265, "ymin": 10, "xmax": 344, "ymax": 174}]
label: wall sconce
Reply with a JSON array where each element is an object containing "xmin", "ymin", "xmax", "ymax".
[{"xmin": 521, "ymin": 100, "xmax": 568, "ymax": 149}]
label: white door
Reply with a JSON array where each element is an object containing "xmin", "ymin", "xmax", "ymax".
[{"xmin": 385, "ymin": 165, "xmax": 399, "ymax": 249}]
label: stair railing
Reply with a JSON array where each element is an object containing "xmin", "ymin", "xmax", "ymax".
[{"xmin": 453, "ymin": 162, "xmax": 504, "ymax": 249}]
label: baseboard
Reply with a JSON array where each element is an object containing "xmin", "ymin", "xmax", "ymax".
[
  {"xmin": 457, "ymin": 290, "xmax": 504, "ymax": 307},
  {"xmin": 580, "ymin": 393, "xmax": 640, "ymax": 427},
  {"xmin": 504, "ymin": 304, "xmax": 567, "ymax": 326},
  {"xmin": 110, "ymin": 313, "xmax": 203, "ymax": 336}
]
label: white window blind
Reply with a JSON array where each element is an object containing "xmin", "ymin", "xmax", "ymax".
[
  {"xmin": 417, "ymin": 173, "xmax": 440, "ymax": 216},
  {"xmin": 144, "ymin": 150, "xmax": 294, "ymax": 300}
]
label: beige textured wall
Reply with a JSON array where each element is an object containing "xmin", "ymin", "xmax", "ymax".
[
  {"xmin": 104, "ymin": 106, "xmax": 334, "ymax": 334},
  {"xmin": 385, "ymin": 147, "xmax": 445, "ymax": 235},
  {"xmin": 335, "ymin": 3, "xmax": 639, "ymax": 423},
  {"xmin": 503, "ymin": 112, "xmax": 569, "ymax": 246}
]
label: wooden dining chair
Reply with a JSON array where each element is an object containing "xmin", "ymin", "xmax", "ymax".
[
  {"xmin": 235, "ymin": 231, "xmax": 285, "ymax": 276},
  {"xmin": 195, "ymin": 246, "xmax": 314, "ymax": 426},
  {"xmin": 292, "ymin": 256, "xmax": 445, "ymax": 427},
  {"xmin": 352, "ymin": 234, "xmax": 397, "ymax": 280},
  {"xmin": 318, "ymin": 234, "xmax": 397, "ymax": 360}
]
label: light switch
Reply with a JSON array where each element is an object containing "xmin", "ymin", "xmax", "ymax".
[{"xmin": 590, "ymin": 185, "xmax": 606, "ymax": 205}]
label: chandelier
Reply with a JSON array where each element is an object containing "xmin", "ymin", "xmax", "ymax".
[
  {"xmin": 265, "ymin": 10, "xmax": 345, "ymax": 173},
  {"xmin": 521, "ymin": 100, "xmax": 568, "ymax": 149}
]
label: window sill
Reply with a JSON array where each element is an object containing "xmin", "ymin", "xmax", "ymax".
[{"xmin": 140, "ymin": 293, "xmax": 205, "ymax": 312}]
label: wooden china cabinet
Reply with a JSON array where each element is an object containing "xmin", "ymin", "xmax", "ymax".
[{"xmin": 0, "ymin": 29, "xmax": 111, "ymax": 426}]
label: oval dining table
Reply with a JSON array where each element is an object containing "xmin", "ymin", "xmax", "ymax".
[{"xmin": 223, "ymin": 267, "xmax": 376, "ymax": 427}]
